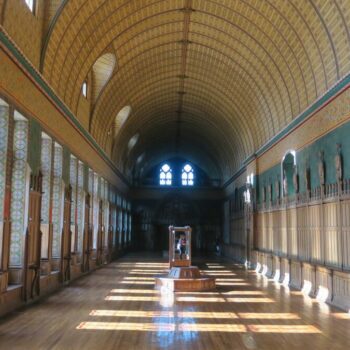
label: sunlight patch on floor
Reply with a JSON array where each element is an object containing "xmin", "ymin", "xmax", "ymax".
[{"xmin": 77, "ymin": 322, "xmax": 321, "ymax": 334}]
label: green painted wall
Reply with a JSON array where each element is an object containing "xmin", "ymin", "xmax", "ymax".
[
  {"xmin": 28, "ymin": 119, "xmax": 41, "ymax": 175},
  {"xmin": 257, "ymin": 164, "xmax": 281, "ymax": 203},
  {"xmin": 257, "ymin": 119, "xmax": 350, "ymax": 199},
  {"xmin": 62, "ymin": 146, "xmax": 70, "ymax": 184}
]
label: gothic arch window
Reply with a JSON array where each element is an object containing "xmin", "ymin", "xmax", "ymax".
[
  {"xmin": 160, "ymin": 164, "xmax": 172, "ymax": 186},
  {"xmin": 182, "ymin": 164, "xmax": 194, "ymax": 186}
]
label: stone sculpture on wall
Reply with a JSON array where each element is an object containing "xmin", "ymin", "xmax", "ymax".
[
  {"xmin": 318, "ymin": 151, "xmax": 325, "ymax": 186},
  {"xmin": 262, "ymin": 185, "xmax": 266, "ymax": 203},
  {"xmin": 275, "ymin": 177, "xmax": 280, "ymax": 199},
  {"xmin": 283, "ymin": 170, "xmax": 288, "ymax": 197},
  {"xmin": 304, "ymin": 165, "xmax": 311, "ymax": 193},
  {"xmin": 268, "ymin": 180, "xmax": 272, "ymax": 202},
  {"xmin": 293, "ymin": 165, "xmax": 299, "ymax": 194},
  {"xmin": 335, "ymin": 143, "xmax": 343, "ymax": 184}
]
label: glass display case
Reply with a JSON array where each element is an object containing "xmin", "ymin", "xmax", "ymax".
[{"xmin": 168, "ymin": 225, "xmax": 191, "ymax": 267}]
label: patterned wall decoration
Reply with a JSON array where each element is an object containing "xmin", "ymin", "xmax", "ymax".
[
  {"xmin": 0, "ymin": 100, "xmax": 9, "ymax": 263},
  {"xmin": 40, "ymin": 135, "xmax": 52, "ymax": 225},
  {"xmin": 103, "ymin": 179, "xmax": 109, "ymax": 247},
  {"xmin": 40, "ymin": 134, "xmax": 52, "ymax": 259},
  {"xmin": 52, "ymin": 143, "xmax": 63, "ymax": 258},
  {"xmin": 10, "ymin": 113, "xmax": 29, "ymax": 266},
  {"xmin": 92, "ymin": 173, "xmax": 99, "ymax": 249},
  {"xmin": 70, "ymin": 156, "xmax": 77, "ymax": 225},
  {"xmin": 77, "ymin": 161, "xmax": 85, "ymax": 254},
  {"xmin": 0, "ymin": 101, "xmax": 9, "ymax": 222},
  {"xmin": 70, "ymin": 155, "xmax": 77, "ymax": 251}
]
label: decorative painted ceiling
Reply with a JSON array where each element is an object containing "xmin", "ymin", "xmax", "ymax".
[{"xmin": 41, "ymin": 0, "xmax": 350, "ymax": 182}]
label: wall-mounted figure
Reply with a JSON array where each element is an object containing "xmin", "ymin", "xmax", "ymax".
[
  {"xmin": 275, "ymin": 177, "xmax": 280, "ymax": 199},
  {"xmin": 293, "ymin": 165, "xmax": 299, "ymax": 194},
  {"xmin": 267, "ymin": 179, "xmax": 272, "ymax": 203},
  {"xmin": 318, "ymin": 151, "xmax": 325, "ymax": 186},
  {"xmin": 262, "ymin": 184, "xmax": 266, "ymax": 203},
  {"xmin": 335, "ymin": 143, "xmax": 343, "ymax": 184},
  {"xmin": 283, "ymin": 170, "xmax": 288, "ymax": 197},
  {"xmin": 304, "ymin": 161, "xmax": 311, "ymax": 197}
]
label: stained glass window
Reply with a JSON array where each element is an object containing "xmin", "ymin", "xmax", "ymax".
[
  {"xmin": 182, "ymin": 164, "xmax": 194, "ymax": 186},
  {"xmin": 40, "ymin": 133, "xmax": 52, "ymax": 259},
  {"xmin": 52, "ymin": 143, "xmax": 64, "ymax": 258},
  {"xmin": 160, "ymin": 164, "xmax": 172, "ymax": 186},
  {"xmin": 0, "ymin": 99, "xmax": 9, "ymax": 264},
  {"xmin": 9, "ymin": 111, "xmax": 29, "ymax": 267}
]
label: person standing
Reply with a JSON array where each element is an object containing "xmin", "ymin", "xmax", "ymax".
[{"xmin": 180, "ymin": 234, "xmax": 187, "ymax": 259}]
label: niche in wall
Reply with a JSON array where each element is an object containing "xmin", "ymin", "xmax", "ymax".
[{"xmin": 282, "ymin": 151, "xmax": 296, "ymax": 197}]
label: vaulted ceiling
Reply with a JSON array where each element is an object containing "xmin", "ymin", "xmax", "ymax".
[{"xmin": 41, "ymin": 0, "xmax": 350, "ymax": 183}]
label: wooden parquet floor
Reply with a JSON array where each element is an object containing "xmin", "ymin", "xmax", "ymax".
[{"xmin": 0, "ymin": 254, "xmax": 349, "ymax": 350}]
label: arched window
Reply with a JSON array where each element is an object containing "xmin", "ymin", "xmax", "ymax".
[
  {"xmin": 82, "ymin": 81, "xmax": 88, "ymax": 98},
  {"xmin": 160, "ymin": 164, "xmax": 172, "ymax": 186},
  {"xmin": 182, "ymin": 164, "xmax": 194, "ymax": 186}
]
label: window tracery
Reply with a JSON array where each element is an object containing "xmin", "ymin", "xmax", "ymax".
[
  {"xmin": 182, "ymin": 164, "xmax": 194, "ymax": 186},
  {"xmin": 160, "ymin": 164, "xmax": 172, "ymax": 186}
]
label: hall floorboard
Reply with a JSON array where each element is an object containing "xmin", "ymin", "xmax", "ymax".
[{"xmin": 0, "ymin": 254, "xmax": 349, "ymax": 350}]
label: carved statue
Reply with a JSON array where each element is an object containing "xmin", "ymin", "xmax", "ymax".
[
  {"xmin": 293, "ymin": 165, "xmax": 299, "ymax": 194},
  {"xmin": 318, "ymin": 151, "xmax": 325, "ymax": 186},
  {"xmin": 262, "ymin": 185, "xmax": 266, "ymax": 202},
  {"xmin": 267, "ymin": 180, "xmax": 272, "ymax": 202},
  {"xmin": 304, "ymin": 166, "xmax": 310, "ymax": 192},
  {"xmin": 275, "ymin": 178, "xmax": 280, "ymax": 199},
  {"xmin": 283, "ymin": 170, "xmax": 288, "ymax": 196},
  {"xmin": 335, "ymin": 143, "xmax": 342, "ymax": 183}
]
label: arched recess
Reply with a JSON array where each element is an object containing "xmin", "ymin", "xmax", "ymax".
[
  {"xmin": 91, "ymin": 53, "xmax": 116, "ymax": 104},
  {"xmin": 282, "ymin": 151, "xmax": 297, "ymax": 197},
  {"xmin": 110, "ymin": 105, "xmax": 132, "ymax": 159}
]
